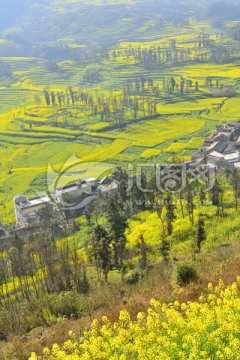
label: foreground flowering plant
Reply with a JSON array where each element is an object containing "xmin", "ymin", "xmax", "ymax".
[{"xmin": 30, "ymin": 278, "xmax": 240, "ymax": 360}]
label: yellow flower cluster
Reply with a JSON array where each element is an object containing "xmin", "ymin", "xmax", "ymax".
[{"xmin": 29, "ymin": 278, "xmax": 240, "ymax": 360}]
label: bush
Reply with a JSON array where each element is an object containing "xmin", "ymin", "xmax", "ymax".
[
  {"xmin": 47, "ymin": 291, "xmax": 79, "ymax": 318},
  {"xmin": 125, "ymin": 269, "xmax": 140, "ymax": 285},
  {"xmin": 176, "ymin": 263, "xmax": 198, "ymax": 285}
]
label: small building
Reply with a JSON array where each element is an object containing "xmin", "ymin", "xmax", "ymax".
[
  {"xmin": 54, "ymin": 178, "xmax": 95, "ymax": 203},
  {"xmin": 223, "ymin": 152, "xmax": 240, "ymax": 164},
  {"xmin": 14, "ymin": 195, "xmax": 51, "ymax": 224},
  {"xmin": 206, "ymin": 141, "xmax": 227, "ymax": 155},
  {"xmin": 85, "ymin": 178, "xmax": 98, "ymax": 188},
  {"xmin": 232, "ymin": 127, "xmax": 240, "ymax": 141},
  {"xmin": 223, "ymin": 142, "xmax": 237, "ymax": 155},
  {"xmin": 99, "ymin": 176, "xmax": 113, "ymax": 185},
  {"xmin": 203, "ymin": 138, "xmax": 214, "ymax": 147},
  {"xmin": 226, "ymin": 121, "xmax": 240, "ymax": 128},
  {"xmin": 98, "ymin": 180, "xmax": 118, "ymax": 193},
  {"xmin": 213, "ymin": 132, "xmax": 231, "ymax": 143},
  {"xmin": 207, "ymin": 151, "xmax": 224, "ymax": 164}
]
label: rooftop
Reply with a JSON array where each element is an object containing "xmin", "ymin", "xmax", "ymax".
[
  {"xmin": 214, "ymin": 132, "xmax": 231, "ymax": 139},
  {"xmin": 98, "ymin": 181, "xmax": 118, "ymax": 192},
  {"xmin": 85, "ymin": 178, "xmax": 97, "ymax": 183},
  {"xmin": 55, "ymin": 178, "xmax": 97, "ymax": 193},
  {"xmin": 224, "ymin": 152, "xmax": 240, "ymax": 162},
  {"xmin": 227, "ymin": 121, "xmax": 240, "ymax": 128},
  {"xmin": 55, "ymin": 183, "xmax": 89, "ymax": 195},
  {"xmin": 208, "ymin": 151, "xmax": 224, "ymax": 158},
  {"xmin": 16, "ymin": 195, "xmax": 51, "ymax": 210}
]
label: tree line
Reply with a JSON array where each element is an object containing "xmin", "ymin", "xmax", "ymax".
[
  {"xmin": 41, "ymin": 74, "xmax": 200, "ymax": 129},
  {"xmin": 111, "ymin": 35, "xmax": 234, "ymax": 68}
]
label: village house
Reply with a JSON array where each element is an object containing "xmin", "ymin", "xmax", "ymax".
[
  {"xmin": 54, "ymin": 178, "xmax": 96, "ymax": 203},
  {"xmin": 207, "ymin": 151, "xmax": 224, "ymax": 164},
  {"xmin": 98, "ymin": 179, "xmax": 118, "ymax": 193},
  {"xmin": 189, "ymin": 121, "xmax": 240, "ymax": 170},
  {"xmin": 13, "ymin": 176, "xmax": 118, "ymax": 224},
  {"xmin": 227, "ymin": 122, "xmax": 240, "ymax": 140},
  {"xmin": 222, "ymin": 142, "xmax": 237, "ymax": 155},
  {"xmin": 213, "ymin": 132, "xmax": 231, "ymax": 143},
  {"xmin": 223, "ymin": 152, "xmax": 240, "ymax": 164},
  {"xmin": 206, "ymin": 141, "xmax": 228, "ymax": 155},
  {"xmin": 14, "ymin": 194, "xmax": 51, "ymax": 225},
  {"xmin": 203, "ymin": 138, "xmax": 215, "ymax": 147}
]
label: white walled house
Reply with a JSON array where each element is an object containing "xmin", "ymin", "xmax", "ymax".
[
  {"xmin": 223, "ymin": 152, "xmax": 240, "ymax": 164},
  {"xmin": 14, "ymin": 195, "xmax": 51, "ymax": 224},
  {"xmin": 13, "ymin": 177, "xmax": 118, "ymax": 224},
  {"xmin": 54, "ymin": 178, "xmax": 96, "ymax": 204},
  {"xmin": 207, "ymin": 151, "xmax": 224, "ymax": 164}
]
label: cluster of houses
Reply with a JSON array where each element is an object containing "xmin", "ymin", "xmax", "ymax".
[
  {"xmin": 187, "ymin": 121, "xmax": 240, "ymax": 170},
  {"xmin": 11, "ymin": 121, "xmax": 240, "ymax": 226},
  {"xmin": 13, "ymin": 176, "xmax": 118, "ymax": 225}
]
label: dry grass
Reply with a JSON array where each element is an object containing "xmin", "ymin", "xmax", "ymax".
[{"xmin": 1, "ymin": 240, "xmax": 240, "ymax": 360}]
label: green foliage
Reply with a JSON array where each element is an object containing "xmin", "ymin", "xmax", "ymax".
[
  {"xmin": 47, "ymin": 291, "xmax": 79, "ymax": 318},
  {"xmin": 195, "ymin": 216, "xmax": 206, "ymax": 253},
  {"xmin": 160, "ymin": 240, "xmax": 171, "ymax": 261},
  {"xmin": 176, "ymin": 263, "xmax": 198, "ymax": 286},
  {"xmin": 125, "ymin": 268, "xmax": 140, "ymax": 285},
  {"xmin": 89, "ymin": 225, "xmax": 112, "ymax": 281}
]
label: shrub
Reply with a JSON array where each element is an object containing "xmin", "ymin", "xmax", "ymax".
[
  {"xmin": 47, "ymin": 291, "xmax": 79, "ymax": 318},
  {"xmin": 125, "ymin": 268, "xmax": 140, "ymax": 285},
  {"xmin": 176, "ymin": 263, "xmax": 198, "ymax": 285}
]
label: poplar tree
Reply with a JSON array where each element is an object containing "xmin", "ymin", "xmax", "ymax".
[{"xmin": 195, "ymin": 215, "xmax": 206, "ymax": 253}]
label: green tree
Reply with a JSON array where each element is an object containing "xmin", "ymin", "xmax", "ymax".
[
  {"xmin": 165, "ymin": 194, "xmax": 176, "ymax": 236},
  {"xmin": 195, "ymin": 215, "xmax": 206, "ymax": 254},
  {"xmin": 44, "ymin": 89, "xmax": 50, "ymax": 106},
  {"xmin": 230, "ymin": 168, "xmax": 240, "ymax": 210},
  {"xmin": 138, "ymin": 234, "xmax": 149, "ymax": 270},
  {"xmin": 210, "ymin": 179, "xmax": 224, "ymax": 214},
  {"xmin": 89, "ymin": 225, "xmax": 112, "ymax": 281},
  {"xmin": 106, "ymin": 195, "xmax": 127, "ymax": 268},
  {"xmin": 160, "ymin": 239, "xmax": 171, "ymax": 262}
]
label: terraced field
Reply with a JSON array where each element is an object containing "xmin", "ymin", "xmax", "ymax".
[{"xmin": 1, "ymin": 18, "xmax": 240, "ymax": 223}]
